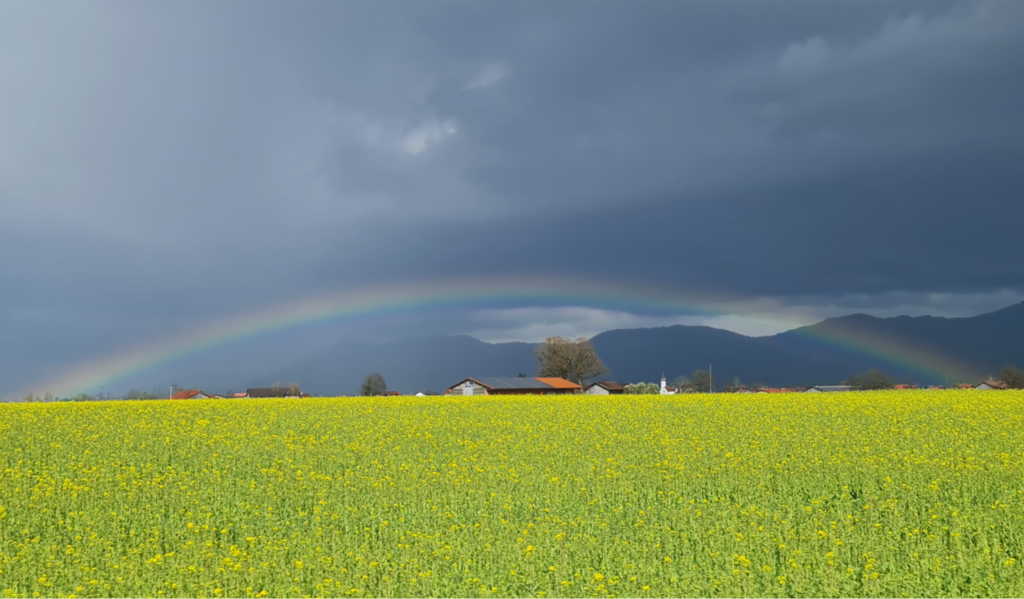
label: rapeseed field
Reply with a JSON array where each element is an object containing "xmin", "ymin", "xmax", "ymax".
[{"xmin": 1, "ymin": 391, "xmax": 1022, "ymax": 598}]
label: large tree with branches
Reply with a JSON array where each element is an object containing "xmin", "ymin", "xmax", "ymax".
[
  {"xmin": 1000, "ymin": 365, "xmax": 1024, "ymax": 389},
  {"xmin": 534, "ymin": 336, "xmax": 609, "ymax": 385},
  {"xmin": 360, "ymin": 373, "xmax": 387, "ymax": 396}
]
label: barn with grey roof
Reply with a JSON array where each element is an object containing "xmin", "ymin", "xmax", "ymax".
[{"xmin": 447, "ymin": 377, "xmax": 581, "ymax": 395}]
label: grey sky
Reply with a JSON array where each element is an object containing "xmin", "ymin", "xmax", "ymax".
[{"xmin": 2, "ymin": 1, "xmax": 1022, "ymax": 397}]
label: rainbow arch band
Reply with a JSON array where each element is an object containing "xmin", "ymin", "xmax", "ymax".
[{"xmin": 34, "ymin": 276, "xmax": 976, "ymax": 397}]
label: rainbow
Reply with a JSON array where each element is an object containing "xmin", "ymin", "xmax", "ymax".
[{"xmin": 25, "ymin": 276, "xmax": 979, "ymax": 397}]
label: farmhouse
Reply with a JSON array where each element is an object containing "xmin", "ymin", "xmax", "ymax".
[
  {"xmin": 975, "ymin": 380, "xmax": 1008, "ymax": 390},
  {"xmin": 805, "ymin": 385, "xmax": 854, "ymax": 393},
  {"xmin": 447, "ymin": 377, "xmax": 581, "ymax": 395},
  {"xmin": 170, "ymin": 390, "xmax": 214, "ymax": 399},
  {"xmin": 585, "ymin": 381, "xmax": 625, "ymax": 395}
]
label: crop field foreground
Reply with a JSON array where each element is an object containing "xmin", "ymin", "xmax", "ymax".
[{"xmin": 1, "ymin": 391, "xmax": 1023, "ymax": 598}]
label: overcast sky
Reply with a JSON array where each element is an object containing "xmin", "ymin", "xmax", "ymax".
[{"xmin": 2, "ymin": 1, "xmax": 1023, "ymax": 397}]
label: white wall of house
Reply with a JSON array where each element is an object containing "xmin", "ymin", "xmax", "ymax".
[
  {"xmin": 451, "ymin": 380, "xmax": 488, "ymax": 396},
  {"xmin": 586, "ymin": 385, "xmax": 610, "ymax": 395}
]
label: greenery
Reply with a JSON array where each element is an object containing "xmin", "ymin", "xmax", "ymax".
[
  {"xmin": 0, "ymin": 391, "xmax": 1023, "ymax": 596},
  {"xmin": 623, "ymin": 382, "xmax": 659, "ymax": 394},
  {"xmin": 122, "ymin": 389, "xmax": 162, "ymax": 400}
]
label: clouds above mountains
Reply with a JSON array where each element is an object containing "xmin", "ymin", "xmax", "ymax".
[{"xmin": 1, "ymin": 1, "xmax": 1022, "ymax": 396}]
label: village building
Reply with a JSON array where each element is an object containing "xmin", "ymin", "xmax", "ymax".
[
  {"xmin": 805, "ymin": 385, "xmax": 854, "ymax": 393},
  {"xmin": 170, "ymin": 390, "xmax": 214, "ymax": 400},
  {"xmin": 584, "ymin": 381, "xmax": 625, "ymax": 395},
  {"xmin": 659, "ymin": 375, "xmax": 677, "ymax": 395},
  {"xmin": 975, "ymin": 380, "xmax": 1008, "ymax": 390},
  {"xmin": 446, "ymin": 377, "xmax": 581, "ymax": 395}
]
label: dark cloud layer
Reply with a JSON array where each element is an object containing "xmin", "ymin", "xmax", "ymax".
[{"xmin": 1, "ymin": 1, "xmax": 1022, "ymax": 396}]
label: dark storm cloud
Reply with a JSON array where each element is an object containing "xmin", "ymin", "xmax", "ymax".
[
  {"xmin": 2, "ymin": 1, "xmax": 1023, "ymax": 396},
  {"xmin": 322, "ymin": 134, "xmax": 1024, "ymax": 297}
]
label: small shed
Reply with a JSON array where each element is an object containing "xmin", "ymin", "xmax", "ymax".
[
  {"xmin": 585, "ymin": 381, "xmax": 625, "ymax": 395},
  {"xmin": 245, "ymin": 387, "xmax": 302, "ymax": 398}
]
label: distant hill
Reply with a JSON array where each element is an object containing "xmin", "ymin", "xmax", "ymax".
[
  {"xmin": 768, "ymin": 301, "xmax": 1024, "ymax": 383},
  {"xmin": 264, "ymin": 302, "xmax": 1024, "ymax": 394},
  {"xmin": 588, "ymin": 325, "xmax": 849, "ymax": 388}
]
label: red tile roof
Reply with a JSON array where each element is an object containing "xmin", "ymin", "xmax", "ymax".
[
  {"xmin": 171, "ymin": 390, "xmax": 204, "ymax": 400},
  {"xmin": 535, "ymin": 377, "xmax": 583, "ymax": 389}
]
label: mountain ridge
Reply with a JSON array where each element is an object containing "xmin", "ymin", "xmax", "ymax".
[{"xmin": 262, "ymin": 301, "xmax": 1024, "ymax": 394}]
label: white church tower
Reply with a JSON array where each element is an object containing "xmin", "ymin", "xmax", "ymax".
[{"xmin": 660, "ymin": 374, "xmax": 676, "ymax": 395}]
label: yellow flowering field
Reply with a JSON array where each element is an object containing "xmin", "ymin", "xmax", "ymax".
[{"xmin": 1, "ymin": 391, "xmax": 1023, "ymax": 598}]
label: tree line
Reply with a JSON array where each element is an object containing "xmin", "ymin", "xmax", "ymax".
[
  {"xmin": 14, "ymin": 339, "xmax": 1024, "ymax": 401},
  {"xmin": 529, "ymin": 338, "xmax": 1024, "ymax": 393}
]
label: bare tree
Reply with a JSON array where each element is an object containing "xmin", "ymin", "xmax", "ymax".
[
  {"xmin": 671, "ymin": 376, "xmax": 693, "ymax": 393},
  {"xmin": 286, "ymin": 382, "xmax": 301, "ymax": 397},
  {"xmin": 844, "ymin": 369, "xmax": 893, "ymax": 390},
  {"xmin": 361, "ymin": 373, "xmax": 387, "ymax": 396},
  {"xmin": 1000, "ymin": 365, "xmax": 1024, "ymax": 389},
  {"xmin": 535, "ymin": 336, "xmax": 609, "ymax": 385},
  {"xmin": 690, "ymin": 369, "xmax": 713, "ymax": 393}
]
